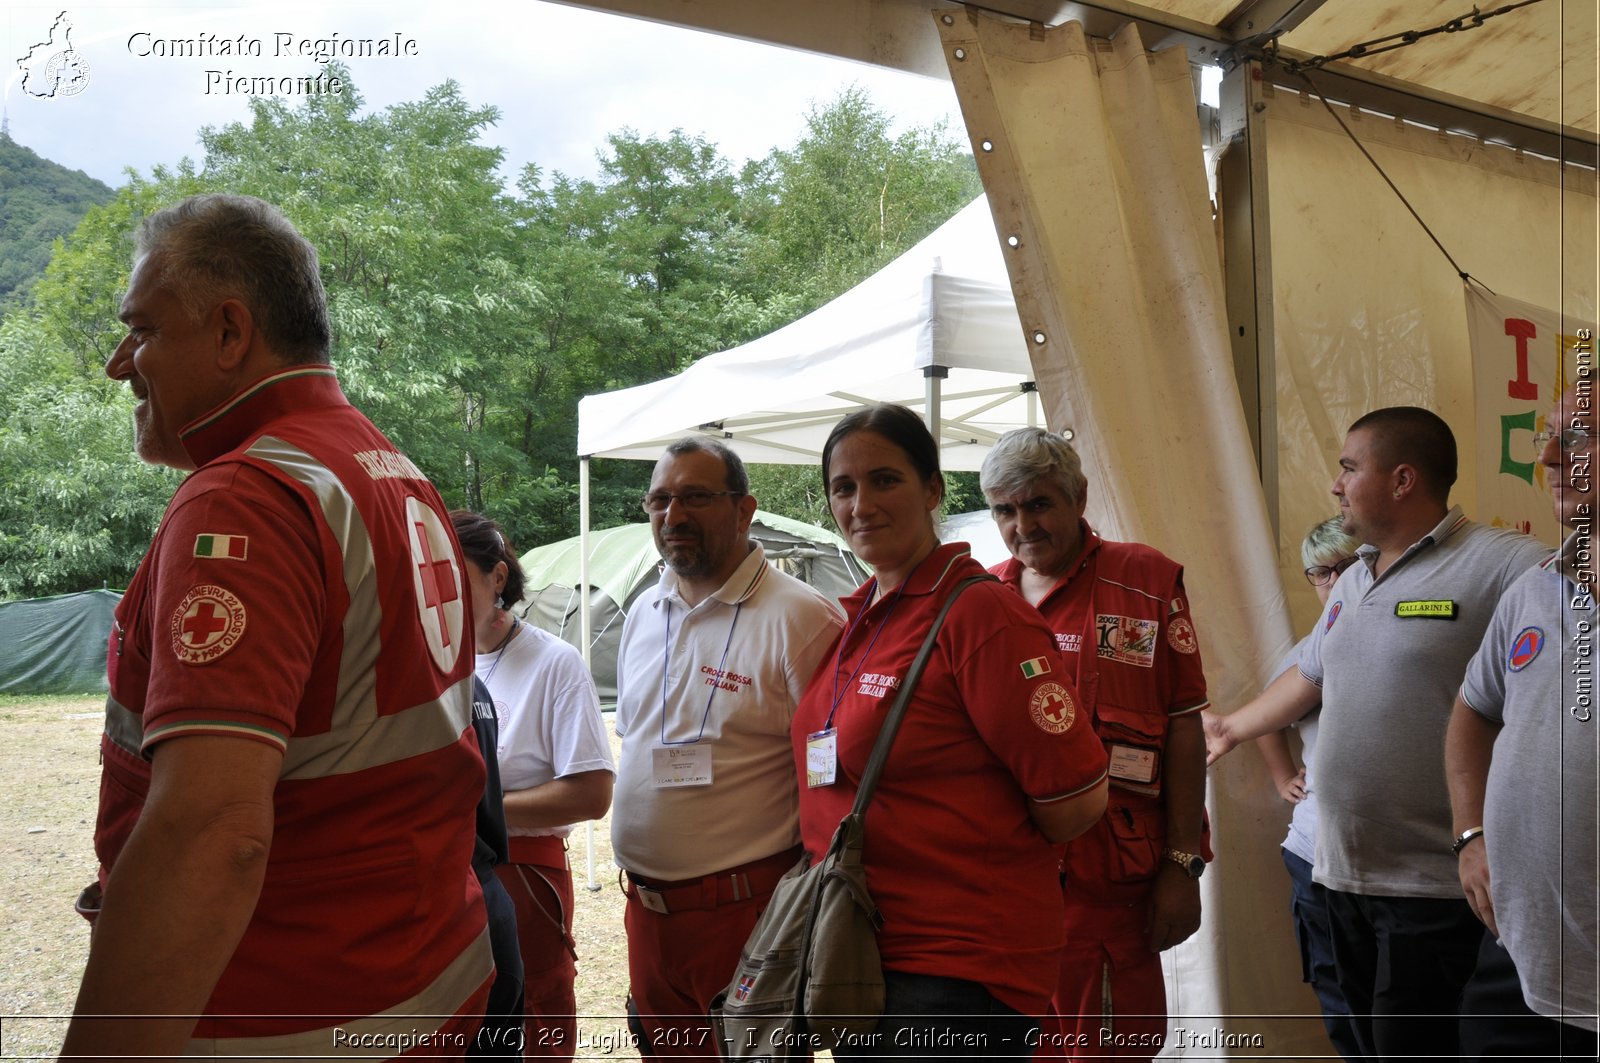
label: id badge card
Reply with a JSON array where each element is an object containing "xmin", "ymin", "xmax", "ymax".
[
  {"xmin": 1107, "ymin": 741, "xmax": 1160, "ymax": 785},
  {"xmin": 652, "ymin": 744, "xmax": 712, "ymax": 788},
  {"xmin": 805, "ymin": 728, "xmax": 837, "ymax": 788}
]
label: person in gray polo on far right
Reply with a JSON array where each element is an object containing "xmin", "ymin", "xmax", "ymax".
[
  {"xmin": 1206, "ymin": 406, "xmax": 1546, "ymax": 1062},
  {"xmin": 1447, "ymin": 383, "xmax": 1598, "ymax": 1059}
]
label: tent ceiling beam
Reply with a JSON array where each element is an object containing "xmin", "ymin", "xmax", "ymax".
[
  {"xmin": 555, "ymin": 0, "xmax": 1594, "ymax": 167},
  {"xmin": 1218, "ymin": 0, "xmax": 1329, "ymax": 47}
]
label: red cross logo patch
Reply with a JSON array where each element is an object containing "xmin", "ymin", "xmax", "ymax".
[
  {"xmin": 169, "ymin": 584, "xmax": 247, "ymax": 665},
  {"xmin": 1167, "ymin": 616, "xmax": 1198, "ymax": 655},
  {"xmin": 406, "ymin": 497, "xmax": 465, "ymax": 672},
  {"xmin": 1028, "ymin": 681, "xmax": 1077, "ymax": 735}
]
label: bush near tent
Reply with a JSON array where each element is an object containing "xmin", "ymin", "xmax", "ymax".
[{"xmin": 515, "ymin": 510, "xmax": 865, "ymax": 702}]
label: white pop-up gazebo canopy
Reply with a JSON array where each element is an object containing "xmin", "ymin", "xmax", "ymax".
[
  {"xmin": 572, "ymin": 194, "xmax": 1039, "ymax": 723},
  {"xmin": 576, "ymin": 194, "xmax": 1039, "ymax": 472}
]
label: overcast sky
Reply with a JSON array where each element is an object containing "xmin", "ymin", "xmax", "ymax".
[{"xmin": 2, "ymin": 1, "xmax": 970, "ymax": 191}]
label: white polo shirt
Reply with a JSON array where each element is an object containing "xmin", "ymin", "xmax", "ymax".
[
  {"xmin": 611, "ymin": 542, "xmax": 844, "ymax": 880},
  {"xmin": 476, "ymin": 622, "xmax": 614, "ymax": 839}
]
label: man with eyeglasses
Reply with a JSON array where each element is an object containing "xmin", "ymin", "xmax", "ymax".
[
  {"xmin": 1206, "ymin": 406, "xmax": 1546, "ymax": 1062},
  {"xmin": 1447, "ymin": 384, "xmax": 1598, "ymax": 1059},
  {"xmin": 611, "ymin": 437, "xmax": 844, "ymax": 1059}
]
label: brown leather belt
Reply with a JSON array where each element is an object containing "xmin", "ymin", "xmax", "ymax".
[{"xmin": 624, "ymin": 845, "xmax": 802, "ymax": 915}]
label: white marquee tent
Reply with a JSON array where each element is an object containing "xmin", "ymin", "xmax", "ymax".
[{"xmin": 576, "ymin": 194, "xmax": 1040, "ymax": 471}]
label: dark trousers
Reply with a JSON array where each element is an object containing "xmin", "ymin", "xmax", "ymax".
[
  {"xmin": 830, "ymin": 971, "xmax": 1040, "ymax": 1062},
  {"xmin": 470, "ymin": 865, "xmax": 527, "ymax": 1059},
  {"xmin": 1459, "ymin": 933, "xmax": 1599, "ymax": 1060},
  {"xmin": 1324, "ymin": 888, "xmax": 1484, "ymax": 1063},
  {"xmin": 1283, "ymin": 850, "xmax": 1362, "ymax": 1059}
]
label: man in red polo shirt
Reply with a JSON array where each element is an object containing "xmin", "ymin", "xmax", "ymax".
[
  {"xmin": 981, "ymin": 427, "xmax": 1210, "ymax": 1060},
  {"xmin": 64, "ymin": 195, "xmax": 490, "ymax": 1059}
]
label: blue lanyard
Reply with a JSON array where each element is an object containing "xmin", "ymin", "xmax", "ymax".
[
  {"xmin": 481, "ymin": 617, "xmax": 519, "ymax": 687},
  {"xmin": 660, "ymin": 598, "xmax": 743, "ymax": 746},
  {"xmin": 825, "ymin": 572, "xmax": 918, "ymax": 730}
]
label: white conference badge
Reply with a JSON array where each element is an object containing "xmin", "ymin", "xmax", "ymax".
[
  {"xmin": 652, "ymin": 744, "xmax": 713, "ymax": 788},
  {"xmin": 805, "ymin": 728, "xmax": 837, "ymax": 787}
]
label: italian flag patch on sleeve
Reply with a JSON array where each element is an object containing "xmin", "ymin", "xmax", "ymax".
[
  {"xmin": 1019, "ymin": 656, "xmax": 1050, "ymax": 679},
  {"xmin": 193, "ymin": 534, "xmax": 248, "ymax": 561}
]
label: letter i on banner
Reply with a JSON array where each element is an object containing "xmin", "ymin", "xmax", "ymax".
[{"xmin": 1466, "ymin": 286, "xmax": 1597, "ymax": 545}]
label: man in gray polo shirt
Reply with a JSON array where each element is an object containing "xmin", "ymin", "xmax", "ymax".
[
  {"xmin": 1206, "ymin": 406, "xmax": 1546, "ymax": 1061},
  {"xmin": 1447, "ymin": 383, "xmax": 1598, "ymax": 1059}
]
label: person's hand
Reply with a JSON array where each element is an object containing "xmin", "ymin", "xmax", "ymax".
[
  {"xmin": 1145, "ymin": 862, "xmax": 1202, "ymax": 952},
  {"xmin": 1458, "ymin": 837, "xmax": 1497, "ymax": 937},
  {"xmin": 1201, "ymin": 709, "xmax": 1235, "ymax": 766},
  {"xmin": 1274, "ymin": 768, "xmax": 1307, "ymax": 804}
]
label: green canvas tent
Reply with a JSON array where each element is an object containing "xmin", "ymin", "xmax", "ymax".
[{"xmin": 515, "ymin": 510, "xmax": 866, "ymax": 702}]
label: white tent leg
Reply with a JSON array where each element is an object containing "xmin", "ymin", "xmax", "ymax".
[
  {"xmin": 923, "ymin": 365, "xmax": 945, "ymax": 443},
  {"xmin": 579, "ymin": 457, "xmax": 601, "ymax": 891}
]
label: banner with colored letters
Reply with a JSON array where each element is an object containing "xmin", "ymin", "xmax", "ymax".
[{"xmin": 1466, "ymin": 285, "xmax": 1596, "ymax": 546}]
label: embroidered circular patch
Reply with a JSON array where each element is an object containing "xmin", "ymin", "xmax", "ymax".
[
  {"xmin": 1029, "ymin": 681, "xmax": 1077, "ymax": 734},
  {"xmin": 170, "ymin": 584, "xmax": 246, "ymax": 665},
  {"xmin": 1167, "ymin": 616, "xmax": 1198, "ymax": 655},
  {"xmin": 1324, "ymin": 601, "xmax": 1343, "ymax": 632},
  {"xmin": 406, "ymin": 496, "xmax": 466, "ymax": 673},
  {"xmin": 1507, "ymin": 626, "xmax": 1545, "ymax": 671}
]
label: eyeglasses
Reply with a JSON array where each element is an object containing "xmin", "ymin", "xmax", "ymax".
[
  {"xmin": 1532, "ymin": 427, "xmax": 1594, "ymax": 452},
  {"xmin": 640, "ymin": 490, "xmax": 743, "ymax": 514},
  {"xmin": 1304, "ymin": 555, "xmax": 1358, "ymax": 587}
]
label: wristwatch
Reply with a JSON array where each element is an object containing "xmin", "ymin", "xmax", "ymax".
[
  {"xmin": 1162, "ymin": 847, "xmax": 1206, "ymax": 878},
  {"xmin": 1451, "ymin": 826, "xmax": 1485, "ymax": 855}
]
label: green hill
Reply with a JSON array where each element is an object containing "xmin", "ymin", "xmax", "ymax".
[{"xmin": 0, "ymin": 132, "xmax": 114, "ymax": 306}]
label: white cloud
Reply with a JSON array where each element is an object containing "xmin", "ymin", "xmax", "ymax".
[{"xmin": 2, "ymin": 1, "xmax": 964, "ymax": 188}]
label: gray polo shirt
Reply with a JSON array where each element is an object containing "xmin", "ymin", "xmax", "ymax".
[
  {"xmin": 1300, "ymin": 506, "xmax": 1547, "ymax": 898},
  {"xmin": 1460, "ymin": 530, "xmax": 1598, "ymax": 1031}
]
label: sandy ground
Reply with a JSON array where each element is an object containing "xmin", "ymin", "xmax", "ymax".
[{"xmin": 0, "ymin": 696, "xmax": 640, "ymax": 1061}]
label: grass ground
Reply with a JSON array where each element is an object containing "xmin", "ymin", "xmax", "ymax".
[{"xmin": 0, "ymin": 695, "xmax": 639, "ymax": 1060}]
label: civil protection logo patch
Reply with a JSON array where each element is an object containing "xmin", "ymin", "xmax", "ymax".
[
  {"xmin": 1507, "ymin": 626, "xmax": 1544, "ymax": 671},
  {"xmin": 170, "ymin": 584, "xmax": 246, "ymax": 665},
  {"xmin": 1324, "ymin": 601, "xmax": 1342, "ymax": 632},
  {"xmin": 1028, "ymin": 681, "xmax": 1077, "ymax": 734}
]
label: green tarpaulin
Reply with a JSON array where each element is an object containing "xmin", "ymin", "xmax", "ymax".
[{"xmin": 0, "ymin": 589, "xmax": 119, "ymax": 695}]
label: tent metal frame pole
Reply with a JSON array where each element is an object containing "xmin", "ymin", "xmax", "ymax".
[
  {"xmin": 923, "ymin": 365, "xmax": 947, "ymax": 442},
  {"xmin": 1219, "ymin": 58, "xmax": 1280, "ymax": 540},
  {"xmin": 578, "ymin": 456, "xmax": 600, "ymax": 891}
]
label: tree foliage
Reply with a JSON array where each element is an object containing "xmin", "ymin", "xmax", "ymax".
[
  {"xmin": 0, "ymin": 133, "xmax": 115, "ymax": 309},
  {"xmin": 0, "ymin": 73, "xmax": 979, "ymax": 598}
]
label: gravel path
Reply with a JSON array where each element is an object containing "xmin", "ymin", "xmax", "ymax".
[{"xmin": 0, "ymin": 697, "xmax": 640, "ymax": 1060}]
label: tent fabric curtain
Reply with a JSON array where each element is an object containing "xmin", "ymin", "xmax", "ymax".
[
  {"xmin": 1260, "ymin": 95, "xmax": 1599, "ymax": 636},
  {"xmin": 938, "ymin": 10, "xmax": 1310, "ymax": 1053}
]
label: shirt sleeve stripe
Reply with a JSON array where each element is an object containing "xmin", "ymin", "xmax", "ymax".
[
  {"xmin": 1029, "ymin": 767, "xmax": 1110, "ymax": 803},
  {"xmin": 141, "ymin": 720, "xmax": 290, "ymax": 755}
]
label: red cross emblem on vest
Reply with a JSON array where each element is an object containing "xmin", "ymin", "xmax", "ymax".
[
  {"xmin": 415, "ymin": 521, "xmax": 458, "ymax": 648},
  {"xmin": 406, "ymin": 497, "xmax": 465, "ymax": 673},
  {"xmin": 1028, "ymin": 680, "xmax": 1076, "ymax": 735}
]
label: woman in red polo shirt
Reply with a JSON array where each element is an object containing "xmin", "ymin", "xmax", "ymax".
[{"xmin": 792, "ymin": 404, "xmax": 1109, "ymax": 1059}]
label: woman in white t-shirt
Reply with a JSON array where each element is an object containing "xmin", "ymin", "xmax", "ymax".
[
  {"xmin": 1217, "ymin": 515, "xmax": 1361, "ymax": 1060},
  {"xmin": 453, "ymin": 510, "xmax": 615, "ymax": 1061}
]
